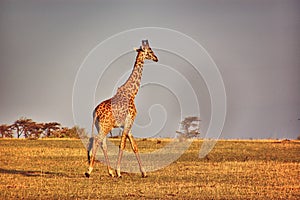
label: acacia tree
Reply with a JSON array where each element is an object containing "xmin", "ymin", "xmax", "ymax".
[
  {"xmin": 176, "ymin": 116, "xmax": 201, "ymax": 140},
  {"xmin": 64, "ymin": 126, "xmax": 80, "ymax": 138},
  {"xmin": 27, "ymin": 122, "xmax": 44, "ymax": 139},
  {"xmin": 2, "ymin": 117, "xmax": 86, "ymax": 139},
  {"xmin": 51, "ymin": 127, "xmax": 68, "ymax": 138},
  {"xmin": 0, "ymin": 124, "xmax": 13, "ymax": 138},
  {"xmin": 51, "ymin": 126, "xmax": 83, "ymax": 139},
  {"xmin": 43, "ymin": 122, "xmax": 61, "ymax": 137},
  {"xmin": 12, "ymin": 117, "xmax": 34, "ymax": 138},
  {"xmin": 11, "ymin": 117, "xmax": 47, "ymax": 138}
]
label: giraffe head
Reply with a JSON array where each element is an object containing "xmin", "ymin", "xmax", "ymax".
[{"xmin": 135, "ymin": 40, "xmax": 158, "ymax": 62}]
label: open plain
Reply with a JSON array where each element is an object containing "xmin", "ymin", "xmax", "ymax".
[{"xmin": 0, "ymin": 138, "xmax": 299, "ymax": 199}]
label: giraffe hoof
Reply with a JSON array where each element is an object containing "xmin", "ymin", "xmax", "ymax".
[
  {"xmin": 141, "ymin": 172, "xmax": 147, "ymax": 178},
  {"xmin": 108, "ymin": 169, "xmax": 115, "ymax": 177},
  {"xmin": 85, "ymin": 172, "xmax": 90, "ymax": 178},
  {"xmin": 116, "ymin": 169, "xmax": 122, "ymax": 178}
]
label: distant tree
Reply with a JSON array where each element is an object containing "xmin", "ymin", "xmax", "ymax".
[
  {"xmin": 4, "ymin": 117, "xmax": 86, "ymax": 139},
  {"xmin": 11, "ymin": 117, "xmax": 34, "ymax": 138},
  {"xmin": 51, "ymin": 127, "xmax": 66, "ymax": 138},
  {"xmin": 62, "ymin": 126, "xmax": 78, "ymax": 138},
  {"xmin": 0, "ymin": 124, "xmax": 13, "ymax": 138},
  {"xmin": 51, "ymin": 126, "xmax": 83, "ymax": 139},
  {"xmin": 27, "ymin": 122, "xmax": 44, "ymax": 139},
  {"xmin": 43, "ymin": 122, "xmax": 61, "ymax": 137},
  {"xmin": 65, "ymin": 126, "xmax": 86, "ymax": 139},
  {"xmin": 176, "ymin": 116, "xmax": 201, "ymax": 141}
]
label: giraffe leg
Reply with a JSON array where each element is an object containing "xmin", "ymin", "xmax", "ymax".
[
  {"xmin": 128, "ymin": 133, "xmax": 147, "ymax": 178},
  {"xmin": 100, "ymin": 137, "xmax": 115, "ymax": 177},
  {"xmin": 87, "ymin": 137, "xmax": 94, "ymax": 164},
  {"xmin": 116, "ymin": 133, "xmax": 127, "ymax": 178},
  {"xmin": 85, "ymin": 137, "xmax": 100, "ymax": 178}
]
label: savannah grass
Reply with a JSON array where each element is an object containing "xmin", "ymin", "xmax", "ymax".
[{"xmin": 0, "ymin": 138, "xmax": 299, "ymax": 199}]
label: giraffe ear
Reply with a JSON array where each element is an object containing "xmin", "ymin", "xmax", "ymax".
[{"xmin": 134, "ymin": 47, "xmax": 144, "ymax": 52}]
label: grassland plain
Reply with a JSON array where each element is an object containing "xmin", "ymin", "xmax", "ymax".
[{"xmin": 0, "ymin": 138, "xmax": 299, "ymax": 199}]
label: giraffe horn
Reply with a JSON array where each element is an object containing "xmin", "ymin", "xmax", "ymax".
[{"xmin": 142, "ymin": 40, "xmax": 149, "ymax": 47}]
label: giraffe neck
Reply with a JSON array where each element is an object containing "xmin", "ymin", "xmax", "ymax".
[{"xmin": 119, "ymin": 51, "xmax": 145, "ymax": 98}]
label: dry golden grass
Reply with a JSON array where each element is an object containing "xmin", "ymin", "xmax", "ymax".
[{"xmin": 0, "ymin": 138, "xmax": 299, "ymax": 199}]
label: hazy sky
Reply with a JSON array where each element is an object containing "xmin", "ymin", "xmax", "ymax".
[{"xmin": 1, "ymin": 0, "xmax": 299, "ymax": 139}]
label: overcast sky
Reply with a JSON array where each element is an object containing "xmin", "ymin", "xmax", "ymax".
[{"xmin": 1, "ymin": 0, "xmax": 299, "ymax": 139}]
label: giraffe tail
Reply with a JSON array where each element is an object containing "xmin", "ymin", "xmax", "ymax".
[
  {"xmin": 87, "ymin": 112, "xmax": 97, "ymax": 164},
  {"xmin": 91, "ymin": 111, "xmax": 97, "ymax": 138}
]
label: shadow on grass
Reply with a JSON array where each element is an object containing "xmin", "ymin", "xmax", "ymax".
[{"xmin": 0, "ymin": 168, "xmax": 70, "ymax": 177}]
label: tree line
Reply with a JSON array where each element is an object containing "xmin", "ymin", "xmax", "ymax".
[{"xmin": 0, "ymin": 117, "xmax": 86, "ymax": 139}]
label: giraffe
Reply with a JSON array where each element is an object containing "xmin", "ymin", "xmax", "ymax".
[{"xmin": 85, "ymin": 40, "xmax": 158, "ymax": 178}]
